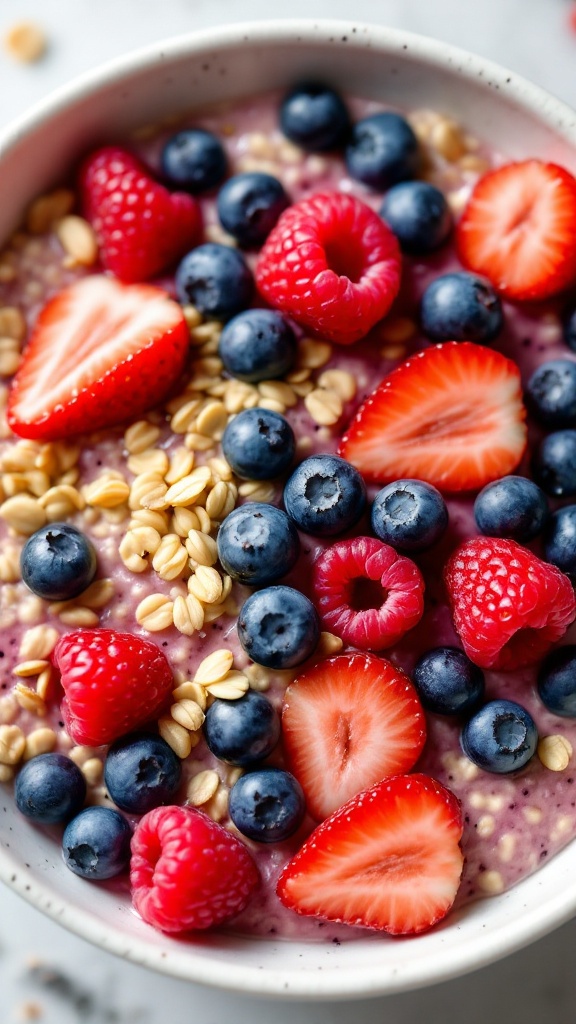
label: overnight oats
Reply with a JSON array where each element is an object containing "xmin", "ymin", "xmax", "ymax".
[{"xmin": 1, "ymin": 81, "xmax": 576, "ymax": 940}]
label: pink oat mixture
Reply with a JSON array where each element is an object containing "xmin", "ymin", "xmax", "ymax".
[{"xmin": 0, "ymin": 91, "xmax": 575, "ymax": 940}]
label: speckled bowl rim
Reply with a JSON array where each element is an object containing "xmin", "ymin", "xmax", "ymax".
[{"xmin": 1, "ymin": 18, "xmax": 576, "ymax": 1001}]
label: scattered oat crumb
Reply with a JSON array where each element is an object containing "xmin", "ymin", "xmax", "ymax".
[
  {"xmin": 3, "ymin": 21, "xmax": 47, "ymax": 63},
  {"xmin": 15, "ymin": 1001, "xmax": 43, "ymax": 1021}
]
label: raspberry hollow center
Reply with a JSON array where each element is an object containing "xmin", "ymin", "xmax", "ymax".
[
  {"xmin": 323, "ymin": 237, "xmax": 366, "ymax": 283},
  {"xmin": 349, "ymin": 576, "xmax": 387, "ymax": 611}
]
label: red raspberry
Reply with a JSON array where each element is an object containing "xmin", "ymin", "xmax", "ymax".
[
  {"xmin": 53, "ymin": 629, "xmax": 174, "ymax": 745},
  {"xmin": 445, "ymin": 537, "xmax": 576, "ymax": 670},
  {"xmin": 255, "ymin": 191, "xmax": 401, "ymax": 345},
  {"xmin": 80, "ymin": 146, "xmax": 202, "ymax": 283},
  {"xmin": 312, "ymin": 536, "xmax": 425, "ymax": 650},
  {"xmin": 130, "ymin": 805, "xmax": 260, "ymax": 932}
]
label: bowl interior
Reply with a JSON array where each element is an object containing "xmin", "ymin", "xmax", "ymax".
[{"xmin": 2, "ymin": 20, "xmax": 576, "ymax": 1000}]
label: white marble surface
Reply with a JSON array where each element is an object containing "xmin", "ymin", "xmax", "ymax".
[{"xmin": 1, "ymin": 0, "xmax": 576, "ymax": 1020}]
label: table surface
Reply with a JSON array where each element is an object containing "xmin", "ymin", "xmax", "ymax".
[{"xmin": 2, "ymin": 1, "xmax": 576, "ymax": 1020}]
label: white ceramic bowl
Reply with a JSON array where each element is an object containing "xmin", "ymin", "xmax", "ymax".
[{"xmin": 2, "ymin": 19, "xmax": 576, "ymax": 1002}]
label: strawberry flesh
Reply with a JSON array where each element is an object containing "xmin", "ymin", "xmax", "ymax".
[
  {"xmin": 7, "ymin": 275, "xmax": 189, "ymax": 440},
  {"xmin": 457, "ymin": 160, "xmax": 576, "ymax": 301},
  {"xmin": 282, "ymin": 652, "xmax": 426, "ymax": 821},
  {"xmin": 339, "ymin": 341, "xmax": 527, "ymax": 492},
  {"xmin": 277, "ymin": 774, "xmax": 464, "ymax": 935}
]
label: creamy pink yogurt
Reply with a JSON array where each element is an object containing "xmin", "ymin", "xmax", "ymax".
[{"xmin": 0, "ymin": 91, "xmax": 575, "ymax": 942}]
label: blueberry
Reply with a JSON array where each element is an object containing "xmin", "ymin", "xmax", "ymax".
[
  {"xmin": 217, "ymin": 172, "xmax": 289, "ymax": 248},
  {"xmin": 217, "ymin": 503, "xmax": 299, "ymax": 585},
  {"xmin": 543, "ymin": 504, "xmax": 576, "ymax": 577},
  {"xmin": 160, "ymin": 128, "xmax": 227, "ymax": 193},
  {"xmin": 175, "ymin": 243, "xmax": 254, "ymax": 321},
  {"xmin": 526, "ymin": 359, "xmax": 576, "ymax": 428},
  {"xmin": 218, "ymin": 308, "xmax": 296, "ymax": 383},
  {"xmin": 228, "ymin": 767, "xmax": 305, "ymax": 842},
  {"xmin": 345, "ymin": 112, "xmax": 420, "ymax": 190},
  {"xmin": 461, "ymin": 699, "xmax": 538, "ymax": 774},
  {"xmin": 221, "ymin": 407, "xmax": 295, "ymax": 480},
  {"xmin": 279, "ymin": 82, "xmax": 351, "ymax": 152},
  {"xmin": 15, "ymin": 754, "xmax": 86, "ymax": 825},
  {"xmin": 532, "ymin": 430, "xmax": 576, "ymax": 496},
  {"xmin": 63, "ymin": 806, "xmax": 132, "ymax": 880},
  {"xmin": 104, "ymin": 733, "xmax": 181, "ymax": 814},
  {"xmin": 412, "ymin": 647, "xmax": 485, "ymax": 716},
  {"xmin": 283, "ymin": 455, "xmax": 366, "ymax": 537},
  {"xmin": 420, "ymin": 272, "xmax": 503, "ymax": 344},
  {"xmin": 371, "ymin": 479, "xmax": 448, "ymax": 552},
  {"xmin": 380, "ymin": 181, "xmax": 452, "ymax": 255},
  {"xmin": 238, "ymin": 585, "xmax": 320, "ymax": 668},
  {"xmin": 563, "ymin": 305, "xmax": 576, "ymax": 352},
  {"xmin": 20, "ymin": 523, "xmax": 97, "ymax": 601},
  {"xmin": 538, "ymin": 646, "xmax": 576, "ymax": 717},
  {"xmin": 473, "ymin": 475, "xmax": 549, "ymax": 543},
  {"xmin": 204, "ymin": 690, "xmax": 280, "ymax": 766}
]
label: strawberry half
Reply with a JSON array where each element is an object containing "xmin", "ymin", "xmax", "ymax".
[
  {"xmin": 339, "ymin": 341, "xmax": 527, "ymax": 492},
  {"xmin": 457, "ymin": 160, "xmax": 576, "ymax": 301},
  {"xmin": 7, "ymin": 275, "xmax": 189, "ymax": 440},
  {"xmin": 277, "ymin": 774, "xmax": 464, "ymax": 936},
  {"xmin": 282, "ymin": 652, "xmax": 426, "ymax": 821}
]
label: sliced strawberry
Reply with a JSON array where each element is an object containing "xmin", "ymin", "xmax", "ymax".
[
  {"xmin": 339, "ymin": 341, "xmax": 526, "ymax": 492},
  {"xmin": 457, "ymin": 160, "xmax": 576, "ymax": 301},
  {"xmin": 282, "ymin": 652, "xmax": 426, "ymax": 821},
  {"xmin": 7, "ymin": 275, "xmax": 189, "ymax": 440},
  {"xmin": 277, "ymin": 774, "xmax": 464, "ymax": 935}
]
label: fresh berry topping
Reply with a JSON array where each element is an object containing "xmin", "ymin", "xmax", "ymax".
[
  {"xmin": 412, "ymin": 647, "xmax": 485, "ymax": 716},
  {"xmin": 217, "ymin": 503, "xmax": 299, "ymax": 585},
  {"xmin": 420, "ymin": 271, "xmax": 503, "ymax": 344},
  {"xmin": 283, "ymin": 454, "xmax": 366, "ymax": 537},
  {"xmin": 130, "ymin": 805, "xmax": 259, "ymax": 933},
  {"xmin": 473, "ymin": 475, "xmax": 549, "ymax": 543},
  {"xmin": 277, "ymin": 774, "xmax": 463, "ymax": 936},
  {"xmin": 15, "ymin": 754, "xmax": 86, "ymax": 825},
  {"xmin": 63, "ymin": 807, "xmax": 132, "ymax": 880},
  {"xmin": 371, "ymin": 479, "xmax": 448, "ymax": 552},
  {"xmin": 237, "ymin": 585, "xmax": 320, "ymax": 669},
  {"xmin": 104, "ymin": 733, "xmax": 182, "ymax": 814},
  {"xmin": 563, "ymin": 304, "xmax": 576, "ymax": 352},
  {"xmin": 461, "ymin": 699, "xmax": 538, "ymax": 774},
  {"xmin": 279, "ymin": 82, "xmax": 351, "ymax": 152},
  {"xmin": 218, "ymin": 308, "xmax": 297, "ymax": 383},
  {"xmin": 345, "ymin": 112, "xmax": 421, "ymax": 190},
  {"xmin": 160, "ymin": 128, "xmax": 227, "ymax": 193},
  {"xmin": 532, "ymin": 429, "xmax": 576, "ymax": 496},
  {"xmin": 456, "ymin": 160, "xmax": 576, "ymax": 301},
  {"xmin": 175, "ymin": 242, "xmax": 254, "ymax": 321},
  {"xmin": 20, "ymin": 523, "xmax": 97, "ymax": 601},
  {"xmin": 203, "ymin": 690, "xmax": 280, "ymax": 767},
  {"xmin": 80, "ymin": 145, "xmax": 201, "ymax": 282},
  {"xmin": 537, "ymin": 646, "xmax": 576, "ymax": 717},
  {"xmin": 217, "ymin": 172, "xmax": 290, "ymax": 247},
  {"xmin": 221, "ymin": 407, "xmax": 295, "ymax": 480},
  {"xmin": 526, "ymin": 359, "xmax": 576, "ymax": 428},
  {"xmin": 53, "ymin": 629, "xmax": 174, "ymax": 746},
  {"xmin": 229, "ymin": 767, "xmax": 306, "ymax": 842},
  {"xmin": 255, "ymin": 191, "xmax": 401, "ymax": 345},
  {"xmin": 7, "ymin": 275, "xmax": 189, "ymax": 441},
  {"xmin": 312, "ymin": 536, "xmax": 425, "ymax": 651},
  {"xmin": 544, "ymin": 505, "xmax": 576, "ymax": 578},
  {"xmin": 444, "ymin": 537, "xmax": 576, "ymax": 670},
  {"xmin": 339, "ymin": 342, "xmax": 527, "ymax": 492},
  {"xmin": 282, "ymin": 652, "xmax": 426, "ymax": 820},
  {"xmin": 380, "ymin": 181, "xmax": 452, "ymax": 254}
]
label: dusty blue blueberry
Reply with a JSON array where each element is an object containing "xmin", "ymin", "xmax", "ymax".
[
  {"xmin": 371, "ymin": 479, "xmax": 448, "ymax": 552},
  {"xmin": 20, "ymin": 523, "xmax": 97, "ymax": 601},
  {"xmin": 63, "ymin": 806, "xmax": 132, "ymax": 880},
  {"xmin": 543, "ymin": 504, "xmax": 576, "ymax": 578},
  {"xmin": 217, "ymin": 503, "xmax": 299, "ymax": 585},
  {"xmin": 538, "ymin": 646, "xmax": 576, "ymax": 717},
  {"xmin": 204, "ymin": 690, "xmax": 280, "ymax": 767},
  {"xmin": 420, "ymin": 271, "xmax": 503, "ymax": 344},
  {"xmin": 526, "ymin": 359, "xmax": 576, "ymax": 429},
  {"xmin": 461, "ymin": 700, "xmax": 538, "ymax": 774},
  {"xmin": 283, "ymin": 454, "xmax": 366, "ymax": 536},
  {"xmin": 346, "ymin": 112, "xmax": 420, "ymax": 189},
  {"xmin": 412, "ymin": 647, "xmax": 484, "ymax": 716},
  {"xmin": 222, "ymin": 407, "xmax": 295, "ymax": 480},
  {"xmin": 237, "ymin": 585, "xmax": 320, "ymax": 668},
  {"xmin": 380, "ymin": 181, "xmax": 452, "ymax": 254},
  {"xmin": 218, "ymin": 308, "xmax": 296, "ymax": 383},
  {"xmin": 280, "ymin": 82, "xmax": 351, "ymax": 151},
  {"xmin": 473, "ymin": 476, "xmax": 549, "ymax": 543},
  {"xmin": 104, "ymin": 733, "xmax": 181, "ymax": 814},
  {"xmin": 15, "ymin": 754, "xmax": 86, "ymax": 825},
  {"xmin": 161, "ymin": 128, "xmax": 227, "ymax": 192},
  {"xmin": 229, "ymin": 767, "xmax": 306, "ymax": 842},
  {"xmin": 532, "ymin": 430, "xmax": 576, "ymax": 496},
  {"xmin": 217, "ymin": 172, "xmax": 289, "ymax": 247},
  {"xmin": 175, "ymin": 243, "xmax": 254, "ymax": 321}
]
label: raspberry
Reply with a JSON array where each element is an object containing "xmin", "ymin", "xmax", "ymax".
[
  {"xmin": 445, "ymin": 537, "xmax": 576, "ymax": 670},
  {"xmin": 53, "ymin": 629, "xmax": 174, "ymax": 746},
  {"xmin": 80, "ymin": 146, "xmax": 202, "ymax": 283},
  {"xmin": 312, "ymin": 536, "xmax": 425, "ymax": 650},
  {"xmin": 255, "ymin": 191, "xmax": 401, "ymax": 345},
  {"xmin": 130, "ymin": 805, "xmax": 260, "ymax": 932}
]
